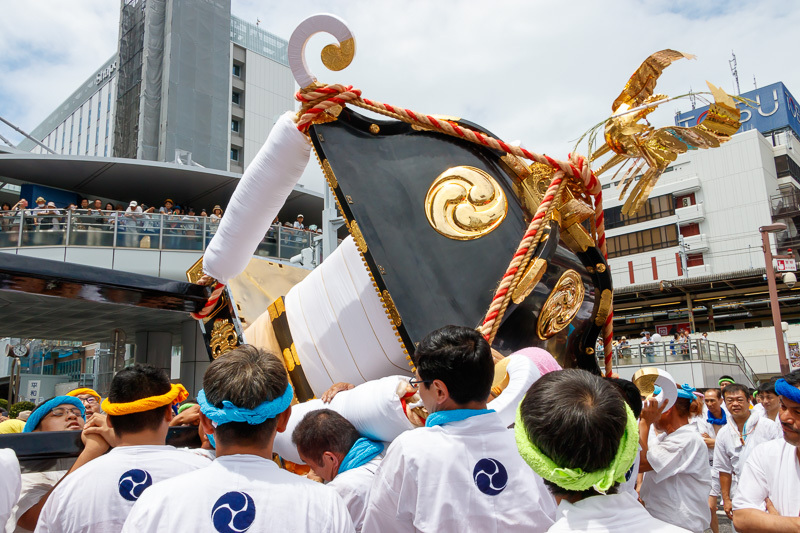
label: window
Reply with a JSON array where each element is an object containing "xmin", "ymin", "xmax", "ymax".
[
  {"xmin": 674, "ymin": 193, "xmax": 696, "ymax": 209},
  {"xmin": 231, "ymin": 119, "xmax": 240, "ymax": 133},
  {"xmin": 605, "ymin": 194, "xmax": 675, "ymax": 230},
  {"xmin": 232, "ymin": 91, "xmax": 241, "ymax": 105},
  {"xmin": 232, "ymin": 64, "xmax": 242, "ymax": 77},
  {"xmin": 680, "ymin": 223, "xmax": 700, "ymax": 237},
  {"xmin": 230, "ymin": 147, "xmax": 239, "ymax": 162},
  {"xmin": 607, "ymin": 225, "xmax": 679, "ymax": 258},
  {"xmin": 686, "ymin": 253, "xmax": 704, "ymax": 267}
]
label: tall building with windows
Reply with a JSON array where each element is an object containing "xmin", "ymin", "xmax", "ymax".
[{"xmin": 19, "ymin": 0, "xmax": 294, "ymax": 175}]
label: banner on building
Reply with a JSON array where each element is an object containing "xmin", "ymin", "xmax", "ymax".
[{"xmin": 789, "ymin": 342, "xmax": 800, "ymax": 371}]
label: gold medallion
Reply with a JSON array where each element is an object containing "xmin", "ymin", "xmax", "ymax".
[
  {"xmin": 209, "ymin": 319, "xmax": 238, "ymax": 359},
  {"xmin": 424, "ymin": 166, "xmax": 508, "ymax": 240},
  {"xmin": 537, "ymin": 270, "xmax": 585, "ymax": 339}
]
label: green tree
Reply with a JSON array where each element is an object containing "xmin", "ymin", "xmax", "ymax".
[
  {"xmin": 0, "ymin": 398, "xmax": 8, "ymax": 411},
  {"xmin": 10, "ymin": 401, "xmax": 36, "ymax": 419}
]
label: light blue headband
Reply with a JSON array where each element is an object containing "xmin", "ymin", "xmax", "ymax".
[
  {"xmin": 677, "ymin": 384, "xmax": 696, "ymax": 401},
  {"xmin": 23, "ymin": 396, "xmax": 85, "ymax": 433},
  {"xmin": 197, "ymin": 383, "xmax": 293, "ymax": 426},
  {"xmin": 776, "ymin": 378, "xmax": 800, "ymax": 404}
]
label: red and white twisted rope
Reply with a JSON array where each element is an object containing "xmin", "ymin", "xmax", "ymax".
[
  {"xmin": 296, "ymin": 84, "xmax": 615, "ymax": 375},
  {"xmin": 191, "ymin": 282, "xmax": 226, "ymax": 320}
]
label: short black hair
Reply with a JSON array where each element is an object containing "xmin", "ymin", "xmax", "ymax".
[
  {"xmin": 108, "ymin": 364, "xmax": 172, "ymax": 438},
  {"xmin": 719, "ymin": 375, "xmax": 735, "ymax": 383},
  {"xmin": 413, "ymin": 325, "xmax": 493, "ymax": 405},
  {"xmin": 519, "ymin": 369, "xmax": 626, "ymax": 498},
  {"xmin": 784, "ymin": 369, "xmax": 800, "ymax": 387},
  {"xmin": 705, "ymin": 388, "xmax": 721, "ymax": 400},
  {"xmin": 203, "ymin": 345, "xmax": 288, "ymax": 447},
  {"xmin": 673, "ymin": 397, "xmax": 692, "ymax": 417},
  {"xmin": 291, "ymin": 409, "xmax": 361, "ymax": 464},
  {"xmin": 605, "ymin": 377, "xmax": 643, "ymax": 419},
  {"xmin": 722, "ymin": 383, "xmax": 750, "ymax": 400}
]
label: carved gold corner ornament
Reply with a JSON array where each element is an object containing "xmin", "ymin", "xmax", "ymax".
[
  {"xmin": 321, "ymin": 159, "xmax": 338, "ymax": 189},
  {"xmin": 185, "ymin": 256, "xmax": 207, "ymax": 285},
  {"xmin": 209, "ymin": 319, "xmax": 238, "ymax": 359},
  {"xmin": 537, "ymin": 270, "xmax": 586, "ymax": 340},
  {"xmin": 425, "ymin": 166, "xmax": 508, "ymax": 240},
  {"xmin": 595, "ymin": 289, "xmax": 613, "ymax": 326},
  {"xmin": 512, "ymin": 258, "xmax": 548, "ymax": 304},
  {"xmin": 350, "ymin": 220, "xmax": 368, "ymax": 253},
  {"xmin": 561, "ymin": 224, "xmax": 595, "ymax": 253},
  {"xmin": 381, "ymin": 289, "xmax": 402, "ymax": 328},
  {"xmin": 282, "ymin": 344, "xmax": 301, "ymax": 372}
]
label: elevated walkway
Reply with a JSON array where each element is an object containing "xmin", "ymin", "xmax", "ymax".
[{"xmin": 604, "ymin": 339, "xmax": 759, "ymax": 387}]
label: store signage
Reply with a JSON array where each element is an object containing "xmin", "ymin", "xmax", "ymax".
[
  {"xmin": 776, "ymin": 258, "xmax": 797, "ymax": 272},
  {"xmin": 95, "ymin": 61, "xmax": 118, "ymax": 85},
  {"xmin": 26, "ymin": 379, "xmax": 41, "ymax": 403}
]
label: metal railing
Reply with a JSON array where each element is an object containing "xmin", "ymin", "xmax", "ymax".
[
  {"xmin": 601, "ymin": 339, "xmax": 760, "ymax": 385},
  {"xmin": 0, "ymin": 211, "xmax": 318, "ymax": 262}
]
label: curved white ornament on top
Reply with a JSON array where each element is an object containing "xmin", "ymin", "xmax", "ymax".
[
  {"xmin": 652, "ymin": 368, "xmax": 678, "ymax": 412},
  {"xmin": 288, "ymin": 13, "xmax": 356, "ymax": 87}
]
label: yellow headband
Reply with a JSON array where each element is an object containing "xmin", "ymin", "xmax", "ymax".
[
  {"xmin": 67, "ymin": 388, "xmax": 101, "ymax": 401},
  {"xmin": 101, "ymin": 384, "xmax": 188, "ymax": 416}
]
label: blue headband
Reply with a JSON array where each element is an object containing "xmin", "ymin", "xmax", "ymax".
[
  {"xmin": 197, "ymin": 383, "xmax": 294, "ymax": 426},
  {"xmin": 776, "ymin": 378, "xmax": 800, "ymax": 404},
  {"xmin": 23, "ymin": 396, "xmax": 85, "ymax": 433},
  {"xmin": 677, "ymin": 384, "xmax": 696, "ymax": 401},
  {"xmin": 653, "ymin": 385, "xmax": 662, "ymax": 396}
]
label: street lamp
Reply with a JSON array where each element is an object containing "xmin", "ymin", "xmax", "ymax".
[{"xmin": 760, "ymin": 223, "xmax": 790, "ymax": 375}]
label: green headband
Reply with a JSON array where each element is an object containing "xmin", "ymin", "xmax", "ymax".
[
  {"xmin": 718, "ymin": 378, "xmax": 735, "ymax": 386},
  {"xmin": 514, "ymin": 402, "xmax": 638, "ymax": 494}
]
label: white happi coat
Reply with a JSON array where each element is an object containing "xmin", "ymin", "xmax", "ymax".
[
  {"xmin": 713, "ymin": 413, "xmax": 782, "ymax": 489},
  {"xmin": 363, "ymin": 412, "xmax": 557, "ymax": 533},
  {"xmin": 328, "ymin": 457, "xmax": 380, "ymax": 533},
  {"xmin": 122, "ymin": 454, "xmax": 354, "ymax": 532},
  {"xmin": 639, "ymin": 425, "xmax": 711, "ymax": 533},
  {"xmin": 35, "ymin": 445, "xmax": 209, "ymax": 533},
  {"xmin": 733, "ymin": 438, "xmax": 800, "ymax": 517},
  {"xmin": 0, "ymin": 450, "xmax": 20, "ymax": 530},
  {"xmin": 547, "ymin": 492, "xmax": 690, "ymax": 532}
]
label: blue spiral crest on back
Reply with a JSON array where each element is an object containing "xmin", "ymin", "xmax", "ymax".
[
  {"xmin": 473, "ymin": 458, "xmax": 509, "ymax": 496},
  {"xmin": 211, "ymin": 491, "xmax": 257, "ymax": 533},
  {"xmin": 117, "ymin": 469, "xmax": 153, "ymax": 502}
]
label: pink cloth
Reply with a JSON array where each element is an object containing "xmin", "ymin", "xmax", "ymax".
[{"xmin": 511, "ymin": 347, "xmax": 562, "ymax": 376}]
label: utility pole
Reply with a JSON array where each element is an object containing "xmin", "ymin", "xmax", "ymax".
[
  {"xmin": 760, "ymin": 223, "xmax": 791, "ymax": 375},
  {"xmin": 729, "ymin": 51, "xmax": 740, "ymax": 96}
]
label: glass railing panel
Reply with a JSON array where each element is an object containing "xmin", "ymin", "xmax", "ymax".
[{"xmin": 159, "ymin": 215, "xmax": 204, "ymax": 251}]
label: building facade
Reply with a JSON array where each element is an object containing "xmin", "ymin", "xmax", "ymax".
[{"xmin": 20, "ymin": 1, "xmax": 294, "ymax": 175}]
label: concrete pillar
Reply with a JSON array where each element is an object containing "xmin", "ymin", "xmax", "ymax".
[
  {"xmin": 134, "ymin": 331, "xmax": 172, "ymax": 375},
  {"xmin": 179, "ymin": 320, "xmax": 210, "ymax": 397}
]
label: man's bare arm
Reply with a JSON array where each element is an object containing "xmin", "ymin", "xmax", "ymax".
[{"xmin": 733, "ymin": 508, "xmax": 800, "ymax": 532}]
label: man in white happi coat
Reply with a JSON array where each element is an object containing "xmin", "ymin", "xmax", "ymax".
[
  {"xmin": 123, "ymin": 345, "xmax": 354, "ymax": 533},
  {"xmin": 733, "ymin": 370, "xmax": 800, "ymax": 532},
  {"xmin": 516, "ymin": 369, "xmax": 689, "ymax": 532},
  {"xmin": 293, "ymin": 409, "xmax": 383, "ymax": 532},
  {"xmin": 639, "ymin": 384, "xmax": 711, "ymax": 533},
  {"xmin": 1, "ymin": 449, "xmax": 20, "ymax": 528},
  {"xmin": 362, "ymin": 325, "xmax": 556, "ymax": 533},
  {"xmin": 35, "ymin": 365, "xmax": 209, "ymax": 533},
  {"xmin": 697, "ymin": 387, "xmax": 730, "ymax": 533},
  {"xmin": 714, "ymin": 383, "xmax": 782, "ymax": 523}
]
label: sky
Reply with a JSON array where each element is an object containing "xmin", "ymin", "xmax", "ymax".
[{"xmin": 1, "ymin": 0, "xmax": 799, "ymax": 192}]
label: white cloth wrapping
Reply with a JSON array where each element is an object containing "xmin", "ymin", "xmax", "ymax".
[
  {"xmin": 202, "ymin": 112, "xmax": 310, "ymax": 283},
  {"xmin": 363, "ymin": 412, "xmax": 557, "ymax": 533},
  {"xmin": 0, "ymin": 450, "xmax": 20, "ymax": 532},
  {"xmin": 548, "ymin": 492, "xmax": 690, "ymax": 532},
  {"xmin": 639, "ymin": 425, "xmax": 711, "ymax": 533},
  {"xmin": 275, "ymin": 375, "xmax": 415, "ymax": 464},
  {"xmin": 490, "ymin": 354, "xmax": 541, "ymax": 427},
  {"xmin": 285, "ymin": 236, "xmax": 411, "ymax": 395},
  {"xmin": 122, "ymin": 455, "xmax": 354, "ymax": 533},
  {"xmin": 35, "ymin": 446, "xmax": 209, "ymax": 533},
  {"xmin": 733, "ymin": 438, "xmax": 800, "ymax": 517}
]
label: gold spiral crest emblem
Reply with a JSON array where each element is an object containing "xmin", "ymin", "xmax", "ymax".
[
  {"xmin": 537, "ymin": 270, "xmax": 585, "ymax": 339},
  {"xmin": 424, "ymin": 166, "xmax": 508, "ymax": 240}
]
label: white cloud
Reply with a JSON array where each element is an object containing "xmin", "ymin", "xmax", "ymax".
[{"xmin": 1, "ymin": 0, "xmax": 798, "ymax": 165}]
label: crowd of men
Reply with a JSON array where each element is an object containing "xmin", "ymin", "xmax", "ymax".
[{"xmin": 1, "ymin": 326, "xmax": 799, "ymax": 532}]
